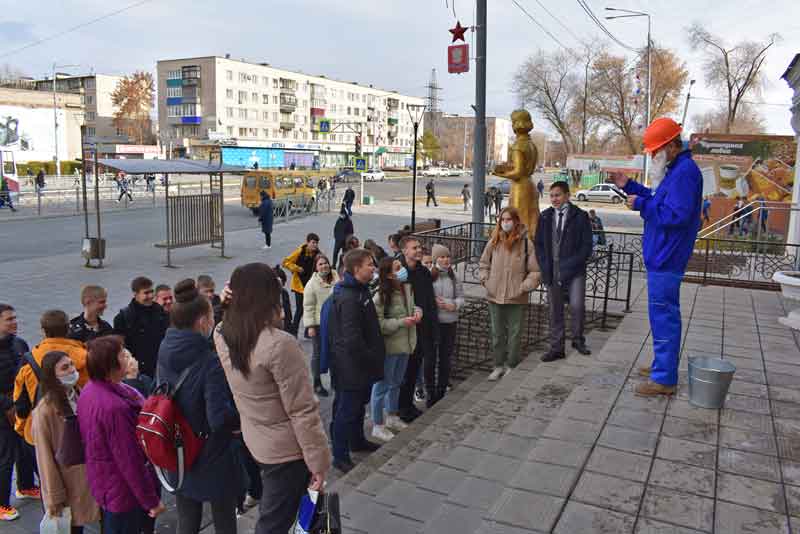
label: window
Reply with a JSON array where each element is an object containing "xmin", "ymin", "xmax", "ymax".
[
  {"xmin": 226, "ymin": 126, "xmax": 233, "ymax": 136},
  {"xmin": 86, "ymin": 95, "xmax": 95, "ymax": 105},
  {"xmin": 354, "ymin": 108, "xmax": 360, "ymax": 117},
  {"xmin": 273, "ymin": 96, "xmax": 278, "ymax": 105},
  {"xmin": 167, "ymin": 86, "xmax": 182, "ymax": 98},
  {"xmin": 249, "ymin": 128, "xmax": 258, "ymax": 137},
  {"xmin": 86, "ymin": 111, "xmax": 96, "ymax": 121},
  {"xmin": 331, "ymin": 104, "xmax": 336, "ymax": 112},
  {"xmin": 263, "ymin": 111, "xmax": 269, "ymax": 120},
  {"xmin": 362, "ymin": 94, "xmax": 366, "ymax": 103},
  {"xmin": 273, "ymin": 79, "xmax": 278, "ymax": 88},
  {"xmin": 263, "ymin": 128, "xmax": 269, "ymax": 138},
  {"xmin": 167, "ymin": 70, "xmax": 181, "ymax": 80},
  {"xmin": 273, "ymin": 112, "xmax": 278, "ymax": 122},
  {"xmin": 251, "ymin": 108, "xmax": 258, "ymax": 119},
  {"xmin": 347, "ymin": 106, "xmax": 351, "ymax": 115},
  {"xmin": 226, "ymin": 70, "xmax": 233, "ymax": 81},
  {"xmin": 239, "ymin": 108, "xmax": 248, "ymax": 119},
  {"xmin": 182, "ymin": 103, "xmax": 197, "ymax": 116},
  {"xmin": 226, "ymin": 88, "xmax": 233, "ymax": 99},
  {"xmin": 168, "ymin": 105, "xmax": 181, "ymax": 117},
  {"xmin": 239, "ymin": 72, "xmax": 247, "ymax": 83},
  {"xmin": 252, "ymin": 92, "xmax": 258, "ymax": 102},
  {"xmin": 239, "ymin": 127, "xmax": 247, "ymax": 137},
  {"xmin": 116, "ymin": 127, "xmax": 125, "ymax": 136},
  {"xmin": 226, "ymin": 107, "xmax": 234, "ymax": 118},
  {"xmin": 272, "ymin": 129, "xmax": 279, "ymax": 137},
  {"xmin": 238, "ymin": 91, "xmax": 247, "ymax": 104},
  {"xmin": 262, "ymin": 76, "xmax": 269, "ymax": 86},
  {"xmin": 85, "ymin": 78, "xmax": 95, "ymax": 90},
  {"xmin": 312, "ymin": 132, "xmax": 319, "ymax": 141},
  {"xmin": 86, "ymin": 127, "xmax": 96, "ymax": 137},
  {"xmin": 263, "ymin": 94, "xmax": 269, "ymax": 104}
]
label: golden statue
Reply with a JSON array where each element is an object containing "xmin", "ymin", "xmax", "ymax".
[{"xmin": 493, "ymin": 110, "xmax": 540, "ymax": 238}]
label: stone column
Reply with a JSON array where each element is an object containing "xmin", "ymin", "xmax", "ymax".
[{"xmin": 782, "ymin": 54, "xmax": 800, "ymax": 245}]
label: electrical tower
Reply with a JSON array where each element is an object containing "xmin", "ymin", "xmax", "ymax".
[{"xmin": 425, "ymin": 68, "xmax": 442, "ymax": 136}]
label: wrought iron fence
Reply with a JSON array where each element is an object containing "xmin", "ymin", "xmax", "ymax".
[
  {"xmin": 412, "ymin": 223, "xmax": 632, "ymax": 375},
  {"xmin": 599, "ymin": 230, "xmax": 798, "ymax": 290}
]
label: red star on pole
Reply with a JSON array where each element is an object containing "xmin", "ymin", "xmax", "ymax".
[{"xmin": 449, "ymin": 21, "xmax": 468, "ymax": 43}]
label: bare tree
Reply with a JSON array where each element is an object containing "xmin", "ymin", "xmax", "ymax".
[
  {"xmin": 512, "ymin": 49, "xmax": 579, "ymax": 153},
  {"xmin": 111, "ymin": 71, "xmax": 155, "ymax": 144},
  {"xmin": 688, "ymin": 24, "xmax": 780, "ymax": 133},
  {"xmin": 589, "ymin": 52, "xmax": 642, "ymax": 154},
  {"xmin": 692, "ymin": 103, "xmax": 766, "ymax": 134}
]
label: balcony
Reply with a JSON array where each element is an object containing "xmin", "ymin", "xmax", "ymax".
[
  {"xmin": 280, "ymin": 95, "xmax": 297, "ymax": 112},
  {"xmin": 279, "ymin": 78, "xmax": 296, "ymax": 94},
  {"xmin": 280, "ymin": 121, "xmax": 295, "ymax": 130}
]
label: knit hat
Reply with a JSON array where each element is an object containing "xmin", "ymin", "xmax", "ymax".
[{"xmin": 431, "ymin": 244, "xmax": 450, "ymax": 265}]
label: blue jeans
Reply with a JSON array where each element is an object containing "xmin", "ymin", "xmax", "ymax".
[
  {"xmin": 647, "ymin": 270, "xmax": 683, "ymax": 387},
  {"xmin": 371, "ymin": 353, "xmax": 410, "ymax": 425}
]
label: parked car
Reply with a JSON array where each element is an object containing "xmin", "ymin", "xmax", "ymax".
[
  {"xmin": 574, "ymin": 183, "xmax": 627, "ymax": 204},
  {"xmin": 362, "ymin": 168, "xmax": 386, "ymax": 182},
  {"xmin": 333, "ymin": 169, "xmax": 359, "ymax": 183},
  {"xmin": 447, "ymin": 168, "xmax": 463, "ymax": 176},
  {"xmin": 421, "ymin": 167, "xmax": 449, "ymax": 177}
]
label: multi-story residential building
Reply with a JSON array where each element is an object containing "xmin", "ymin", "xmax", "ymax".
[
  {"xmin": 156, "ymin": 56, "xmax": 425, "ymax": 169},
  {"xmin": 425, "ymin": 112, "xmax": 512, "ymax": 169},
  {"xmin": 33, "ymin": 74, "xmax": 125, "ymax": 142}
]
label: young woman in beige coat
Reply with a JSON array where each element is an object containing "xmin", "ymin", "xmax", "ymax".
[
  {"xmin": 31, "ymin": 351, "xmax": 100, "ymax": 533},
  {"xmin": 479, "ymin": 207, "xmax": 541, "ymax": 380}
]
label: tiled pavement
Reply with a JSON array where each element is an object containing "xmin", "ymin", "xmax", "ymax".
[{"xmin": 321, "ymin": 282, "xmax": 800, "ymax": 534}]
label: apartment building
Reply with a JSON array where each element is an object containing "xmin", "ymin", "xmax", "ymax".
[
  {"xmin": 33, "ymin": 74, "xmax": 125, "ymax": 142},
  {"xmin": 426, "ymin": 112, "xmax": 512, "ymax": 169},
  {"xmin": 156, "ymin": 56, "xmax": 425, "ymax": 169}
]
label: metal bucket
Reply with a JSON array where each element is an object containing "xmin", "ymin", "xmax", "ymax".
[{"xmin": 688, "ymin": 357, "xmax": 736, "ymax": 409}]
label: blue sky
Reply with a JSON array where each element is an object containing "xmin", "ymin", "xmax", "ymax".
[{"xmin": 1, "ymin": 0, "xmax": 797, "ymax": 137}]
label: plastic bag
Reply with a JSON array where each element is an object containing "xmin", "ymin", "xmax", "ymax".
[
  {"xmin": 40, "ymin": 508, "xmax": 71, "ymax": 534},
  {"xmin": 293, "ymin": 490, "xmax": 319, "ymax": 534}
]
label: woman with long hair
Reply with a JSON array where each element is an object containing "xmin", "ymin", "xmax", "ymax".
[
  {"xmin": 303, "ymin": 254, "xmax": 339, "ymax": 397},
  {"xmin": 370, "ymin": 257, "xmax": 419, "ymax": 441},
  {"xmin": 77, "ymin": 335, "xmax": 164, "ymax": 534},
  {"xmin": 31, "ymin": 351, "xmax": 100, "ymax": 534},
  {"xmin": 428, "ymin": 244, "xmax": 465, "ymax": 405},
  {"xmin": 214, "ymin": 263, "xmax": 330, "ymax": 534},
  {"xmin": 478, "ymin": 207, "xmax": 541, "ymax": 381},
  {"xmin": 156, "ymin": 279, "xmax": 244, "ymax": 534}
]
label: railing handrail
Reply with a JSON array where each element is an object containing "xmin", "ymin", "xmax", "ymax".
[{"xmin": 699, "ymin": 200, "xmax": 798, "ymax": 239}]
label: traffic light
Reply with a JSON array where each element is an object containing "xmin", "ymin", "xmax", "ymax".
[{"xmin": 355, "ymin": 135, "xmax": 362, "ymax": 155}]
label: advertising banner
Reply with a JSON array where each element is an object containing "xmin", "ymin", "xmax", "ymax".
[
  {"xmin": 222, "ymin": 147, "xmax": 285, "ymax": 169},
  {"xmin": 0, "ymin": 105, "xmax": 69, "ymax": 163}
]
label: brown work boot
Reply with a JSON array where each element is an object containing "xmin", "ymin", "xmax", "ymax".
[
  {"xmin": 635, "ymin": 381, "xmax": 675, "ymax": 397},
  {"xmin": 637, "ymin": 366, "xmax": 651, "ymax": 378}
]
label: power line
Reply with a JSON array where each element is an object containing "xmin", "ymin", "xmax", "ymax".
[
  {"xmin": 529, "ymin": 0, "xmax": 585, "ymax": 46},
  {"xmin": 0, "ymin": 0, "xmax": 155, "ymax": 60},
  {"xmin": 510, "ymin": 0, "xmax": 574, "ymax": 55},
  {"xmin": 691, "ymin": 96, "xmax": 789, "ymax": 108},
  {"xmin": 575, "ymin": 0, "xmax": 637, "ymax": 52}
]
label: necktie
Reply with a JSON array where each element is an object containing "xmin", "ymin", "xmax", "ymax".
[{"xmin": 556, "ymin": 210, "xmax": 564, "ymax": 241}]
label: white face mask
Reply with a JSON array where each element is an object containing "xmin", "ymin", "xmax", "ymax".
[
  {"xmin": 649, "ymin": 150, "xmax": 668, "ymax": 189},
  {"xmin": 501, "ymin": 221, "xmax": 514, "ymax": 233},
  {"xmin": 59, "ymin": 370, "xmax": 80, "ymax": 387},
  {"xmin": 435, "ymin": 262, "xmax": 448, "ymax": 272}
]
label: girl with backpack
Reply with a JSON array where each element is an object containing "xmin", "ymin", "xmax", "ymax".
[
  {"xmin": 370, "ymin": 257, "xmax": 420, "ymax": 442},
  {"xmin": 155, "ymin": 279, "xmax": 244, "ymax": 534},
  {"xmin": 428, "ymin": 244, "xmax": 465, "ymax": 406},
  {"xmin": 31, "ymin": 351, "xmax": 100, "ymax": 533}
]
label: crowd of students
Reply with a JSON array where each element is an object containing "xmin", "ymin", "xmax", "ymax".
[{"xmin": 0, "ymin": 181, "xmax": 598, "ymax": 534}]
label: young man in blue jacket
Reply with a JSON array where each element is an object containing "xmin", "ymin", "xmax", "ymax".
[{"xmin": 613, "ymin": 117, "xmax": 702, "ymax": 397}]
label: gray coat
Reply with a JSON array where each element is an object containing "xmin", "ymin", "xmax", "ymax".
[{"xmin": 432, "ymin": 270, "xmax": 465, "ymax": 324}]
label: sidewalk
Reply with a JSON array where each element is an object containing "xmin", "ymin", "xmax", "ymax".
[{"xmin": 320, "ymin": 282, "xmax": 800, "ymax": 534}]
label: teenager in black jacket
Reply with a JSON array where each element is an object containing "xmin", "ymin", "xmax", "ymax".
[
  {"xmin": 332, "ymin": 206, "xmax": 354, "ymax": 268},
  {"xmin": 112, "ymin": 277, "xmax": 169, "ymax": 378}
]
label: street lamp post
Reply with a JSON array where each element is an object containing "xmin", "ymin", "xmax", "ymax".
[
  {"xmin": 681, "ymin": 79, "xmax": 697, "ymax": 126},
  {"xmin": 407, "ymin": 103, "xmax": 426, "ymax": 232},
  {"xmin": 51, "ymin": 64, "xmax": 80, "ymax": 177},
  {"xmin": 606, "ymin": 8, "xmax": 651, "ymax": 182}
]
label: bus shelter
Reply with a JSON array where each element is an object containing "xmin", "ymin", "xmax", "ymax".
[{"xmin": 97, "ymin": 159, "xmax": 246, "ymax": 267}]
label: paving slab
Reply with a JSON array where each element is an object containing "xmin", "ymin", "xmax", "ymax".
[
  {"xmin": 640, "ymin": 485, "xmax": 714, "ymax": 532},
  {"xmin": 572, "ymin": 471, "xmax": 645, "ymax": 515},
  {"xmin": 553, "ymin": 501, "xmax": 635, "ymax": 534},
  {"xmin": 717, "ymin": 472, "xmax": 787, "ymax": 513}
]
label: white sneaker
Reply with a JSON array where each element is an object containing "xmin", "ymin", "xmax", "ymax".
[
  {"xmin": 488, "ymin": 367, "xmax": 504, "ymax": 381},
  {"xmin": 503, "ymin": 366, "xmax": 512, "ymax": 377},
  {"xmin": 371, "ymin": 425, "xmax": 395, "ymax": 442},
  {"xmin": 386, "ymin": 415, "xmax": 409, "ymax": 431},
  {"xmin": 262, "ymin": 245, "xmax": 270, "ymax": 249}
]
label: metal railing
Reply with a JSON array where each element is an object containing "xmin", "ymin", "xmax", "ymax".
[
  {"xmin": 598, "ymin": 230, "xmax": 799, "ymax": 290},
  {"xmin": 412, "ymin": 222, "xmax": 633, "ymax": 375},
  {"xmin": 699, "ymin": 200, "xmax": 796, "ymax": 240}
]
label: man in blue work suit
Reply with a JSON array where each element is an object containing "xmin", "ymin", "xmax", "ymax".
[{"xmin": 613, "ymin": 117, "xmax": 702, "ymax": 397}]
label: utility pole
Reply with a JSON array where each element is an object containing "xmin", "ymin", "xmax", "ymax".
[
  {"xmin": 52, "ymin": 64, "xmax": 59, "ymax": 177},
  {"xmin": 471, "ymin": 0, "xmax": 487, "ymax": 226},
  {"xmin": 645, "ymin": 16, "xmax": 652, "ymax": 182},
  {"xmin": 462, "ymin": 119, "xmax": 468, "ymax": 170}
]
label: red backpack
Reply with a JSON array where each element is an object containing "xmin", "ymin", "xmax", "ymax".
[{"xmin": 136, "ymin": 361, "xmax": 206, "ymax": 493}]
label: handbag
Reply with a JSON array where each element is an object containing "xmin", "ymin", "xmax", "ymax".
[
  {"xmin": 310, "ymin": 492, "xmax": 341, "ymax": 534},
  {"xmin": 55, "ymin": 414, "xmax": 85, "ymax": 467}
]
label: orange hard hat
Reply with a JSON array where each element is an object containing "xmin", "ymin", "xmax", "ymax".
[{"xmin": 642, "ymin": 117, "xmax": 682, "ymax": 153}]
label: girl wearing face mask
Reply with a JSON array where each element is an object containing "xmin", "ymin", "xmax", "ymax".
[
  {"xmin": 370, "ymin": 257, "xmax": 420, "ymax": 441},
  {"xmin": 303, "ymin": 254, "xmax": 340, "ymax": 396},
  {"xmin": 156, "ymin": 279, "xmax": 245, "ymax": 534},
  {"xmin": 31, "ymin": 351, "xmax": 100, "ymax": 533},
  {"xmin": 479, "ymin": 207, "xmax": 542, "ymax": 381},
  {"xmin": 429, "ymin": 244, "xmax": 465, "ymax": 406}
]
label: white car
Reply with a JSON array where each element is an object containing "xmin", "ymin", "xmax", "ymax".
[
  {"xmin": 421, "ymin": 167, "xmax": 448, "ymax": 177},
  {"xmin": 575, "ymin": 183, "xmax": 627, "ymax": 204},
  {"xmin": 362, "ymin": 169, "xmax": 385, "ymax": 182}
]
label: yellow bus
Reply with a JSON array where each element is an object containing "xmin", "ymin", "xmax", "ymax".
[{"xmin": 240, "ymin": 170, "xmax": 334, "ymax": 215}]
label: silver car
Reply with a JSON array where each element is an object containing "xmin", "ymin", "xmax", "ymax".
[{"xmin": 575, "ymin": 183, "xmax": 627, "ymax": 204}]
